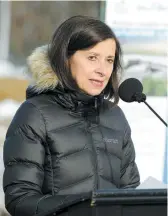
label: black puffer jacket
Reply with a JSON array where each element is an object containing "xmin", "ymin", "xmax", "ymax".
[{"xmin": 3, "ymin": 46, "xmax": 140, "ymax": 216}]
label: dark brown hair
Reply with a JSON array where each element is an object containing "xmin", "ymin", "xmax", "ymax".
[{"xmin": 48, "ymin": 15, "xmax": 122, "ymax": 104}]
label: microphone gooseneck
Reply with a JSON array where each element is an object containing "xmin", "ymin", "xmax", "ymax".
[{"xmin": 118, "ymin": 78, "xmax": 167, "ymax": 127}]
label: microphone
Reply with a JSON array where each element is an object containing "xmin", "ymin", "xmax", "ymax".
[{"xmin": 118, "ymin": 78, "xmax": 167, "ymax": 127}]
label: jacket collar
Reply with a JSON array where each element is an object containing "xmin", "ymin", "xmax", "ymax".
[{"xmin": 26, "ymin": 45, "xmax": 104, "ymax": 116}]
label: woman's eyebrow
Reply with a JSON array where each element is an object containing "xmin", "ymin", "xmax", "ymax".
[
  {"xmin": 87, "ymin": 52, "xmax": 115, "ymax": 58},
  {"xmin": 87, "ymin": 52, "xmax": 100, "ymax": 56},
  {"xmin": 107, "ymin": 55, "xmax": 115, "ymax": 58}
]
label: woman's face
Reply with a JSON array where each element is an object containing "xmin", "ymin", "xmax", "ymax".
[{"xmin": 69, "ymin": 39, "xmax": 116, "ymax": 96}]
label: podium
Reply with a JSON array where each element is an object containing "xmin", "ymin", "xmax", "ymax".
[
  {"xmin": 91, "ymin": 188, "xmax": 167, "ymax": 216},
  {"xmin": 36, "ymin": 189, "xmax": 167, "ymax": 216}
]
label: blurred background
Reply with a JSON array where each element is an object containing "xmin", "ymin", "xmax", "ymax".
[{"xmin": 0, "ymin": 0, "xmax": 167, "ymax": 215}]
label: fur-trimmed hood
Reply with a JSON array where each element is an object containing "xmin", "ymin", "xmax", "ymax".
[
  {"xmin": 25, "ymin": 45, "xmax": 100, "ymax": 105},
  {"xmin": 26, "ymin": 45, "xmax": 59, "ymax": 94}
]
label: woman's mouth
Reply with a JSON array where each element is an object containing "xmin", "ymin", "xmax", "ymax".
[{"xmin": 89, "ymin": 79, "xmax": 104, "ymax": 88}]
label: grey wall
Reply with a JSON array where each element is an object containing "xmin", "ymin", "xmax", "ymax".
[{"xmin": 9, "ymin": 1, "xmax": 102, "ymax": 64}]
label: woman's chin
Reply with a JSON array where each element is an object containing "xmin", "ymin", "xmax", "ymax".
[{"xmin": 84, "ymin": 88, "xmax": 104, "ymax": 96}]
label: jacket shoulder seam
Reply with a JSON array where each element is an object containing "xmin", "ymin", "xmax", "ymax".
[{"xmin": 26, "ymin": 101, "xmax": 47, "ymax": 135}]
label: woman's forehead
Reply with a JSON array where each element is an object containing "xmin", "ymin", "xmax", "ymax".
[{"xmin": 79, "ymin": 39, "xmax": 116, "ymax": 56}]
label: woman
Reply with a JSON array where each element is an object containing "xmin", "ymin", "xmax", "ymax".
[{"xmin": 3, "ymin": 16, "xmax": 140, "ymax": 216}]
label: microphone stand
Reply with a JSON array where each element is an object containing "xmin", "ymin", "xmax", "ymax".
[{"xmin": 133, "ymin": 93, "xmax": 167, "ymax": 127}]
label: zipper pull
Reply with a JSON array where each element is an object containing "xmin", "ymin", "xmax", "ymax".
[
  {"xmin": 94, "ymin": 97, "xmax": 100, "ymax": 124},
  {"xmin": 95, "ymin": 97, "xmax": 98, "ymax": 110}
]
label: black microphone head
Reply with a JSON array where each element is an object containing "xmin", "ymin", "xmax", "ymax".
[{"xmin": 118, "ymin": 78, "xmax": 143, "ymax": 102}]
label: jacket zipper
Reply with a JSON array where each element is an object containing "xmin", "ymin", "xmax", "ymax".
[
  {"xmin": 87, "ymin": 119, "xmax": 99, "ymax": 190},
  {"xmin": 87, "ymin": 97, "xmax": 99, "ymax": 190}
]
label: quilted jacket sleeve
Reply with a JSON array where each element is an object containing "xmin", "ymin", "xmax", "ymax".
[
  {"xmin": 120, "ymin": 123, "xmax": 140, "ymax": 189},
  {"xmin": 3, "ymin": 101, "xmax": 89, "ymax": 216}
]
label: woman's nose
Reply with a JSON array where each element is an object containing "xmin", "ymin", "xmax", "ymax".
[
  {"xmin": 96, "ymin": 71, "xmax": 105, "ymax": 77},
  {"xmin": 95, "ymin": 62, "xmax": 106, "ymax": 77}
]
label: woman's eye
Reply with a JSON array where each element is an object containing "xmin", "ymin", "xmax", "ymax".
[
  {"xmin": 88, "ymin": 56, "xmax": 97, "ymax": 61},
  {"xmin": 107, "ymin": 59, "xmax": 114, "ymax": 64}
]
